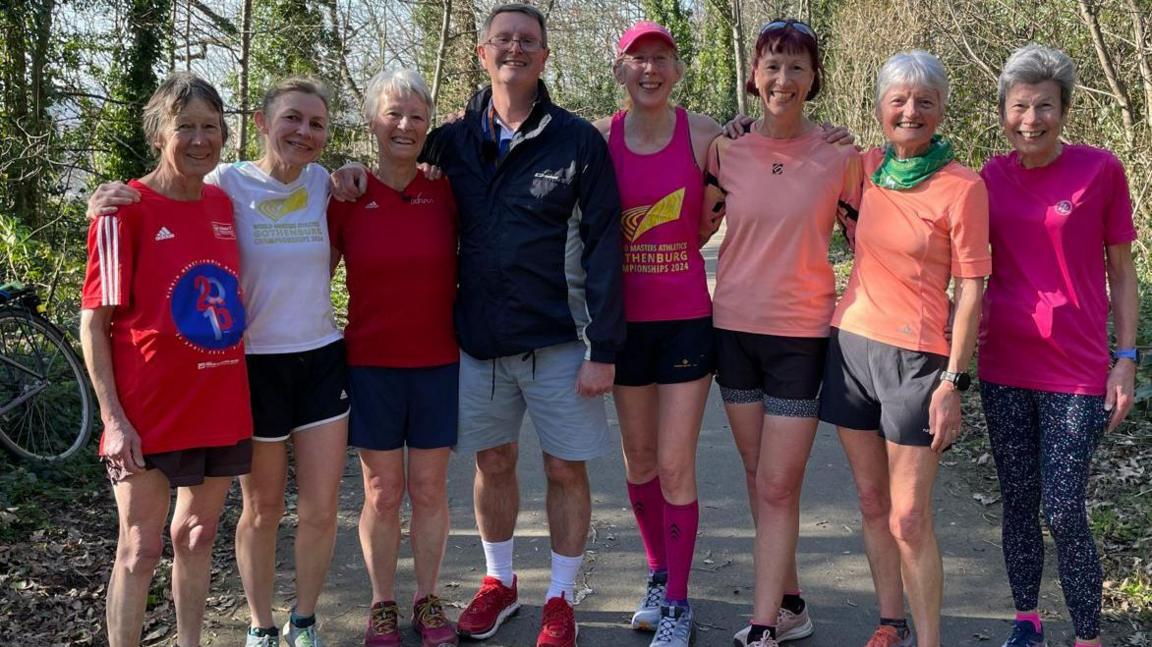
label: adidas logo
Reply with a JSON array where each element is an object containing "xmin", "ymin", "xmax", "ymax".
[
  {"xmin": 364, "ymin": 201, "xmax": 379, "ymax": 210},
  {"xmin": 154, "ymin": 227, "xmax": 175, "ymax": 241}
]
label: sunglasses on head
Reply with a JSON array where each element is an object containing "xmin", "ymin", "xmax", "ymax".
[{"xmin": 759, "ymin": 19, "xmax": 815, "ymax": 38}]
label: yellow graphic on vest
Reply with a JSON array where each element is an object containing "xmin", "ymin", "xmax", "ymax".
[
  {"xmin": 256, "ymin": 187, "xmax": 309, "ymax": 222},
  {"xmin": 622, "ymin": 188, "xmax": 685, "ymax": 242}
]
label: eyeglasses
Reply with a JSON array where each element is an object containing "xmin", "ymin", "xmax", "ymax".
[
  {"xmin": 483, "ymin": 34, "xmax": 546, "ymax": 52},
  {"xmin": 620, "ymin": 54, "xmax": 676, "ymax": 69},
  {"xmin": 759, "ymin": 19, "xmax": 816, "ymax": 38}
]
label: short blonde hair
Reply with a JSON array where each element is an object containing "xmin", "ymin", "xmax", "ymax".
[{"xmin": 260, "ymin": 77, "xmax": 331, "ymax": 115}]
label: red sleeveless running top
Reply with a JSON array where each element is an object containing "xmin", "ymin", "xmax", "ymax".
[{"xmin": 608, "ymin": 107, "xmax": 711, "ymax": 322}]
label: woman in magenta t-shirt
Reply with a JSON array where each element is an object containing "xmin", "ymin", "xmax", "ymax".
[
  {"xmin": 978, "ymin": 45, "xmax": 1138, "ymax": 647},
  {"xmin": 591, "ymin": 21, "xmax": 721, "ymax": 644}
]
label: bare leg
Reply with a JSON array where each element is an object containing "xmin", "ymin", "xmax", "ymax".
[
  {"xmin": 236, "ymin": 441, "xmax": 288, "ymax": 629},
  {"xmin": 290, "ymin": 421, "xmax": 348, "ymax": 616},
  {"xmin": 655, "ymin": 378, "xmax": 710, "ymax": 504},
  {"xmin": 106, "ymin": 469, "xmax": 170, "ymax": 647},
  {"xmin": 542, "ymin": 454, "xmax": 591, "ymax": 557},
  {"xmin": 751, "ymin": 415, "xmax": 818, "ymax": 625},
  {"xmin": 359, "ymin": 448, "xmax": 406, "ymax": 603},
  {"xmin": 725, "ymin": 401, "xmax": 765, "ymax": 526},
  {"xmin": 614, "ymin": 384, "xmax": 659, "ymax": 485},
  {"xmin": 838, "ymin": 428, "xmax": 905, "ymax": 620},
  {"xmin": 474, "ymin": 443, "xmax": 520, "ymax": 542},
  {"xmin": 171, "ymin": 476, "xmax": 234, "ymax": 647},
  {"xmin": 407, "ymin": 447, "xmax": 452, "ymax": 598},
  {"xmin": 887, "ymin": 443, "xmax": 942, "ymax": 647}
]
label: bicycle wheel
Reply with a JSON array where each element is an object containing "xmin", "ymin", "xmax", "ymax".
[{"xmin": 0, "ymin": 309, "xmax": 93, "ymax": 461}]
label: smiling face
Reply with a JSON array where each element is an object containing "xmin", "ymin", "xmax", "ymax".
[
  {"xmin": 256, "ymin": 91, "xmax": 328, "ymax": 169},
  {"xmin": 614, "ymin": 37, "xmax": 681, "ymax": 110},
  {"xmin": 154, "ymin": 98, "xmax": 224, "ymax": 180},
  {"xmin": 477, "ymin": 11, "xmax": 549, "ymax": 90},
  {"xmin": 752, "ymin": 48, "xmax": 815, "ymax": 118},
  {"xmin": 371, "ymin": 90, "xmax": 430, "ymax": 164},
  {"xmin": 877, "ymin": 83, "xmax": 943, "ymax": 158},
  {"xmin": 1001, "ymin": 80, "xmax": 1065, "ymax": 166}
]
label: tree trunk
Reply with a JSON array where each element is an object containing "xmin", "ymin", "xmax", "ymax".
[
  {"xmin": 430, "ymin": 0, "xmax": 452, "ymax": 112},
  {"xmin": 238, "ymin": 0, "xmax": 252, "ymax": 160},
  {"xmin": 731, "ymin": 0, "xmax": 746, "ymax": 116},
  {"xmin": 1126, "ymin": 0, "xmax": 1152, "ymax": 129},
  {"xmin": 1077, "ymin": 0, "xmax": 1136, "ymax": 142}
]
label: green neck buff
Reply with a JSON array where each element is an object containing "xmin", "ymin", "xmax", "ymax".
[{"xmin": 871, "ymin": 135, "xmax": 955, "ymax": 190}]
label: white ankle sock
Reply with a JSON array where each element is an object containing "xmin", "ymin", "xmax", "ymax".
[
  {"xmin": 482, "ymin": 538, "xmax": 515, "ymax": 587},
  {"xmin": 545, "ymin": 550, "xmax": 583, "ymax": 603}
]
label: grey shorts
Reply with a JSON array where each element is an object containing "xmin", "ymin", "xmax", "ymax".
[
  {"xmin": 457, "ymin": 341, "xmax": 612, "ymax": 461},
  {"xmin": 818, "ymin": 328, "xmax": 947, "ymax": 446}
]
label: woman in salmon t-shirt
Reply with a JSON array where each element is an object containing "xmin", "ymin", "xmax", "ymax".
[
  {"xmin": 699, "ymin": 19, "xmax": 862, "ymax": 647},
  {"xmin": 817, "ymin": 51, "xmax": 990, "ymax": 647},
  {"xmin": 978, "ymin": 45, "xmax": 1137, "ymax": 647},
  {"xmin": 79, "ymin": 73, "xmax": 252, "ymax": 647}
]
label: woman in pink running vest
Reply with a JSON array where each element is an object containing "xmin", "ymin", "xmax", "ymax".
[{"xmin": 591, "ymin": 21, "xmax": 721, "ymax": 647}]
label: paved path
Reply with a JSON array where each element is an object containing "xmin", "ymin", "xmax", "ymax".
[{"xmin": 201, "ymin": 234, "xmax": 1081, "ymax": 647}]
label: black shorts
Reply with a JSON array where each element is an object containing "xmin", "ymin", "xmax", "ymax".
[
  {"xmin": 105, "ymin": 439, "xmax": 253, "ymax": 488},
  {"xmin": 714, "ymin": 328, "xmax": 827, "ymax": 417},
  {"xmin": 615, "ymin": 317, "xmax": 715, "ymax": 387},
  {"xmin": 818, "ymin": 328, "xmax": 947, "ymax": 446},
  {"xmin": 348, "ymin": 363, "xmax": 459, "ymax": 451},
  {"xmin": 246, "ymin": 340, "xmax": 350, "ymax": 441}
]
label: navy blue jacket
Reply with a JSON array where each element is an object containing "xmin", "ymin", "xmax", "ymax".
[{"xmin": 423, "ymin": 82, "xmax": 625, "ymax": 362}]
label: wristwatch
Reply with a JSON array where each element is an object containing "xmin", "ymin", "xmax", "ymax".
[
  {"xmin": 939, "ymin": 370, "xmax": 971, "ymax": 391},
  {"xmin": 1113, "ymin": 348, "xmax": 1141, "ymax": 364}
]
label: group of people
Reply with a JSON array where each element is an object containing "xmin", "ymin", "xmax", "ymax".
[{"xmin": 79, "ymin": 4, "xmax": 1138, "ymax": 647}]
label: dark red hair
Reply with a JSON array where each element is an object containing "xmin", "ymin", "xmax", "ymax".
[{"xmin": 745, "ymin": 20, "xmax": 823, "ymax": 100}]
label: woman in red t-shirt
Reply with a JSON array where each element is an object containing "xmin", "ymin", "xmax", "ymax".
[
  {"xmin": 326, "ymin": 69, "xmax": 460, "ymax": 647},
  {"xmin": 79, "ymin": 73, "xmax": 252, "ymax": 647}
]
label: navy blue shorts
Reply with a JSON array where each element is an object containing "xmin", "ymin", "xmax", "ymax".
[{"xmin": 348, "ymin": 363, "xmax": 459, "ymax": 451}]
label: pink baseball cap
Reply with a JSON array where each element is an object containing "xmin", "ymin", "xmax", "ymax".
[{"xmin": 617, "ymin": 21, "xmax": 677, "ymax": 55}]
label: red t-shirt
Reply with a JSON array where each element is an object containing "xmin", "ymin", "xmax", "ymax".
[
  {"xmin": 81, "ymin": 180, "xmax": 253, "ymax": 455},
  {"xmin": 328, "ymin": 172, "xmax": 459, "ymax": 367}
]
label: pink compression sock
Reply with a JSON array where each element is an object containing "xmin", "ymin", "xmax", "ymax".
[
  {"xmin": 1015, "ymin": 611, "xmax": 1042, "ymax": 633},
  {"xmin": 664, "ymin": 499, "xmax": 700, "ymax": 603},
  {"xmin": 627, "ymin": 477, "xmax": 666, "ymax": 573}
]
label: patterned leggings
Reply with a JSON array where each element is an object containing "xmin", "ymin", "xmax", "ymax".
[{"xmin": 980, "ymin": 381, "xmax": 1107, "ymax": 640}]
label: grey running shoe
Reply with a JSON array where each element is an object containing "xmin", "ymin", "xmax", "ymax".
[
  {"xmin": 748, "ymin": 635, "xmax": 780, "ymax": 647},
  {"xmin": 733, "ymin": 605, "xmax": 814, "ymax": 646},
  {"xmin": 246, "ymin": 628, "xmax": 280, "ymax": 647},
  {"xmin": 282, "ymin": 614, "xmax": 323, "ymax": 647},
  {"xmin": 650, "ymin": 604, "xmax": 695, "ymax": 647},
  {"xmin": 1002, "ymin": 620, "xmax": 1047, "ymax": 647},
  {"xmin": 631, "ymin": 572, "xmax": 667, "ymax": 631}
]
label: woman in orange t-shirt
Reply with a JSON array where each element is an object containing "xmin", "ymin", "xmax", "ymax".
[{"xmin": 817, "ymin": 51, "xmax": 990, "ymax": 647}]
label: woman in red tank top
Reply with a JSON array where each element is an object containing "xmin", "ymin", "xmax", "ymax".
[{"xmin": 591, "ymin": 22, "xmax": 722, "ymax": 647}]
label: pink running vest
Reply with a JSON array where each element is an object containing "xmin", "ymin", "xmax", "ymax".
[{"xmin": 609, "ymin": 107, "xmax": 712, "ymax": 322}]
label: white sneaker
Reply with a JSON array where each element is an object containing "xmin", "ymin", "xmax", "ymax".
[
  {"xmin": 631, "ymin": 572, "xmax": 667, "ymax": 631},
  {"xmin": 733, "ymin": 606, "xmax": 813, "ymax": 646}
]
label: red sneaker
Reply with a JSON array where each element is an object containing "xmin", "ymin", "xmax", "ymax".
[
  {"xmin": 456, "ymin": 575, "xmax": 520, "ymax": 640},
  {"xmin": 536, "ymin": 594, "xmax": 578, "ymax": 647}
]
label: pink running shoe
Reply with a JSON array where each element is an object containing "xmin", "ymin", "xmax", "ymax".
[
  {"xmin": 364, "ymin": 601, "xmax": 401, "ymax": 647},
  {"xmin": 413, "ymin": 594, "xmax": 459, "ymax": 647}
]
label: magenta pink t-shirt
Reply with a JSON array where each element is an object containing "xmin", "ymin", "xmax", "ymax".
[
  {"xmin": 609, "ymin": 107, "xmax": 711, "ymax": 322},
  {"xmin": 978, "ymin": 145, "xmax": 1136, "ymax": 395}
]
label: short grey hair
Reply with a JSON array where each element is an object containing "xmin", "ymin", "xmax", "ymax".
[
  {"xmin": 482, "ymin": 3, "xmax": 548, "ymax": 48},
  {"xmin": 875, "ymin": 50, "xmax": 950, "ymax": 109},
  {"xmin": 142, "ymin": 72, "xmax": 228, "ymax": 153},
  {"xmin": 362, "ymin": 69, "xmax": 435, "ymax": 123},
  {"xmin": 998, "ymin": 44, "xmax": 1077, "ymax": 116}
]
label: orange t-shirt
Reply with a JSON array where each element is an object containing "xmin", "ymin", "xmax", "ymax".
[
  {"xmin": 832, "ymin": 147, "xmax": 991, "ymax": 355},
  {"xmin": 711, "ymin": 130, "xmax": 862, "ymax": 337}
]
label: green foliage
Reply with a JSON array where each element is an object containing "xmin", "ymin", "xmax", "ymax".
[
  {"xmin": 93, "ymin": 0, "xmax": 171, "ymax": 182},
  {"xmin": 685, "ymin": 0, "xmax": 737, "ymax": 122},
  {"xmin": 641, "ymin": 0, "xmax": 695, "ymax": 66},
  {"xmin": 0, "ymin": 446, "xmax": 103, "ymax": 541}
]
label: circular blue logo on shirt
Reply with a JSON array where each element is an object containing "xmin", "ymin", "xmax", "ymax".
[{"xmin": 170, "ymin": 262, "xmax": 246, "ymax": 351}]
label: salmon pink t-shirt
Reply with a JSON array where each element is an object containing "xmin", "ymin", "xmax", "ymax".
[
  {"xmin": 711, "ymin": 129, "xmax": 862, "ymax": 337},
  {"xmin": 978, "ymin": 145, "xmax": 1136, "ymax": 395},
  {"xmin": 832, "ymin": 148, "xmax": 991, "ymax": 356}
]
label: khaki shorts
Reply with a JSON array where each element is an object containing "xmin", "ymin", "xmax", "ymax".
[{"xmin": 456, "ymin": 341, "xmax": 612, "ymax": 461}]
